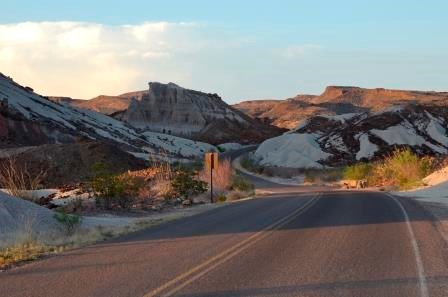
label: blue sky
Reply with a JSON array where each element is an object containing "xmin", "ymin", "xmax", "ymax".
[{"xmin": 0, "ymin": 0, "xmax": 447, "ymax": 102}]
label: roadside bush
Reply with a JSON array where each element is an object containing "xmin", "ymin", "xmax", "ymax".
[
  {"xmin": 377, "ymin": 148, "xmax": 433, "ymax": 190},
  {"xmin": 171, "ymin": 170, "xmax": 208, "ymax": 200},
  {"xmin": 0, "ymin": 157, "xmax": 46, "ymax": 200},
  {"xmin": 199, "ymin": 159, "xmax": 234, "ymax": 192},
  {"xmin": 342, "ymin": 149, "xmax": 434, "ymax": 190},
  {"xmin": 240, "ymin": 155, "xmax": 264, "ymax": 174},
  {"xmin": 343, "ymin": 163, "xmax": 372, "ymax": 181},
  {"xmin": 90, "ymin": 163, "xmax": 142, "ymax": 210},
  {"xmin": 216, "ymin": 193, "xmax": 227, "ymax": 202},
  {"xmin": 231, "ymin": 175, "xmax": 254, "ymax": 192},
  {"xmin": 54, "ymin": 211, "xmax": 82, "ymax": 235},
  {"xmin": 304, "ymin": 170, "xmax": 316, "ymax": 183},
  {"xmin": 321, "ymin": 168, "xmax": 343, "ymax": 182}
]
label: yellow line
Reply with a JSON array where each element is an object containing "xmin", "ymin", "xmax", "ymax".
[{"xmin": 143, "ymin": 193, "xmax": 321, "ymax": 297}]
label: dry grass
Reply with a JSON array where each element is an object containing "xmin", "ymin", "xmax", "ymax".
[
  {"xmin": 148, "ymin": 151, "xmax": 174, "ymax": 199},
  {"xmin": 149, "ymin": 151, "xmax": 173, "ymax": 183},
  {"xmin": 0, "ymin": 214, "xmax": 178, "ymax": 270},
  {"xmin": 0, "ymin": 157, "xmax": 46, "ymax": 199},
  {"xmin": 199, "ymin": 159, "xmax": 233, "ymax": 193},
  {"xmin": 0, "ymin": 241, "xmax": 54, "ymax": 268}
]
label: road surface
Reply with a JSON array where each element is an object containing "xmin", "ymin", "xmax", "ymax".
[{"xmin": 1, "ymin": 156, "xmax": 448, "ymax": 296}]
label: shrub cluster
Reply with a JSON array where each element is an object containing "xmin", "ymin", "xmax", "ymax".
[
  {"xmin": 343, "ymin": 148, "xmax": 434, "ymax": 190},
  {"xmin": 54, "ymin": 211, "xmax": 82, "ymax": 235},
  {"xmin": 90, "ymin": 163, "xmax": 143, "ymax": 210},
  {"xmin": 231, "ymin": 175, "xmax": 254, "ymax": 192},
  {"xmin": 171, "ymin": 170, "xmax": 208, "ymax": 200},
  {"xmin": 199, "ymin": 159, "xmax": 233, "ymax": 192},
  {"xmin": 240, "ymin": 155, "xmax": 264, "ymax": 174}
]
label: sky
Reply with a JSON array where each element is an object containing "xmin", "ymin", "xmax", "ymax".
[{"xmin": 0, "ymin": 0, "xmax": 447, "ymax": 103}]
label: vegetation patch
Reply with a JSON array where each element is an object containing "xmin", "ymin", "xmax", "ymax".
[
  {"xmin": 343, "ymin": 148, "xmax": 434, "ymax": 190},
  {"xmin": 240, "ymin": 155, "xmax": 265, "ymax": 175},
  {"xmin": 0, "ymin": 241, "xmax": 55, "ymax": 269}
]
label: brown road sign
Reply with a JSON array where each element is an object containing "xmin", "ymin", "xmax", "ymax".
[{"xmin": 205, "ymin": 152, "xmax": 219, "ymax": 170}]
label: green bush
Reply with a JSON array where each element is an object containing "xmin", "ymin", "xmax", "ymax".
[
  {"xmin": 240, "ymin": 156, "xmax": 264, "ymax": 174},
  {"xmin": 343, "ymin": 149, "xmax": 434, "ymax": 190},
  {"xmin": 231, "ymin": 175, "xmax": 254, "ymax": 192},
  {"xmin": 343, "ymin": 163, "xmax": 372, "ymax": 180},
  {"xmin": 380, "ymin": 148, "xmax": 433, "ymax": 190},
  {"xmin": 90, "ymin": 163, "xmax": 142, "ymax": 210},
  {"xmin": 54, "ymin": 211, "xmax": 82, "ymax": 235},
  {"xmin": 171, "ymin": 170, "xmax": 208, "ymax": 200}
]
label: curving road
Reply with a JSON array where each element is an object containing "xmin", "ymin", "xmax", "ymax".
[{"xmin": 1, "ymin": 152, "xmax": 448, "ymax": 296}]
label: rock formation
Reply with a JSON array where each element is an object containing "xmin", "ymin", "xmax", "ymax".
[
  {"xmin": 234, "ymin": 86, "xmax": 448, "ymax": 129},
  {"xmin": 113, "ymin": 82, "xmax": 283, "ymax": 144},
  {"xmin": 254, "ymin": 104, "xmax": 448, "ymax": 168},
  {"xmin": 0, "ymin": 73, "xmax": 216, "ymax": 162}
]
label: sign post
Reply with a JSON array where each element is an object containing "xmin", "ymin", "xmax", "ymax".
[{"xmin": 205, "ymin": 152, "xmax": 219, "ymax": 203}]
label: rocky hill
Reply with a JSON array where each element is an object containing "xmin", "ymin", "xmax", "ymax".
[
  {"xmin": 234, "ymin": 86, "xmax": 448, "ymax": 129},
  {"xmin": 113, "ymin": 82, "xmax": 283, "ymax": 144},
  {"xmin": 254, "ymin": 105, "xmax": 448, "ymax": 168},
  {"xmin": 49, "ymin": 95, "xmax": 134, "ymax": 115},
  {"xmin": 0, "ymin": 73, "xmax": 216, "ymax": 162}
]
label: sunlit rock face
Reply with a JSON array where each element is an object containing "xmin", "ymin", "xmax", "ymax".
[
  {"xmin": 254, "ymin": 104, "xmax": 448, "ymax": 169},
  {"xmin": 115, "ymin": 82, "xmax": 284, "ymax": 144},
  {"xmin": 0, "ymin": 72, "xmax": 217, "ymax": 162}
]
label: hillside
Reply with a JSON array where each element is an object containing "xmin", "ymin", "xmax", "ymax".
[
  {"xmin": 254, "ymin": 105, "xmax": 448, "ymax": 168},
  {"xmin": 113, "ymin": 82, "xmax": 283, "ymax": 144},
  {"xmin": 234, "ymin": 86, "xmax": 448, "ymax": 129},
  {"xmin": 0, "ymin": 73, "xmax": 216, "ymax": 162},
  {"xmin": 0, "ymin": 142, "xmax": 148, "ymax": 187},
  {"xmin": 49, "ymin": 95, "xmax": 133, "ymax": 115}
]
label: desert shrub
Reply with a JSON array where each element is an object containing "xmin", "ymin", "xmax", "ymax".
[
  {"xmin": 226, "ymin": 191, "xmax": 244, "ymax": 201},
  {"xmin": 343, "ymin": 163, "xmax": 372, "ymax": 181},
  {"xmin": 54, "ymin": 211, "xmax": 82, "ymax": 235},
  {"xmin": 199, "ymin": 159, "xmax": 234, "ymax": 192},
  {"xmin": 171, "ymin": 170, "xmax": 208, "ymax": 200},
  {"xmin": 231, "ymin": 175, "xmax": 254, "ymax": 192},
  {"xmin": 378, "ymin": 149, "xmax": 433, "ymax": 190},
  {"xmin": 304, "ymin": 170, "xmax": 316, "ymax": 183},
  {"xmin": 240, "ymin": 155, "xmax": 264, "ymax": 174},
  {"xmin": 90, "ymin": 163, "xmax": 142, "ymax": 210},
  {"xmin": 322, "ymin": 168, "xmax": 343, "ymax": 182},
  {"xmin": 343, "ymin": 149, "xmax": 434, "ymax": 190},
  {"xmin": 216, "ymin": 193, "xmax": 227, "ymax": 202},
  {"xmin": 0, "ymin": 157, "xmax": 46, "ymax": 199}
]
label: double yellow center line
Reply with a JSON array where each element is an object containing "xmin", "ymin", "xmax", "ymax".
[{"xmin": 143, "ymin": 193, "xmax": 321, "ymax": 297}]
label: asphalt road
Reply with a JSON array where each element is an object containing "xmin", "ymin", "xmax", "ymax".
[{"xmin": 1, "ymin": 155, "xmax": 448, "ymax": 296}]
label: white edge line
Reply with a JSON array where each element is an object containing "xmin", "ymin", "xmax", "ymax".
[{"xmin": 386, "ymin": 193, "xmax": 429, "ymax": 297}]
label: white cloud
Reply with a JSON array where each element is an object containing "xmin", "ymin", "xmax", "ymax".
[
  {"xmin": 0, "ymin": 21, "xmax": 327, "ymax": 101},
  {"xmin": 0, "ymin": 21, "xmax": 205, "ymax": 98}
]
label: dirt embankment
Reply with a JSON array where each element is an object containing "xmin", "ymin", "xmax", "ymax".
[{"xmin": 0, "ymin": 141, "xmax": 147, "ymax": 188}]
